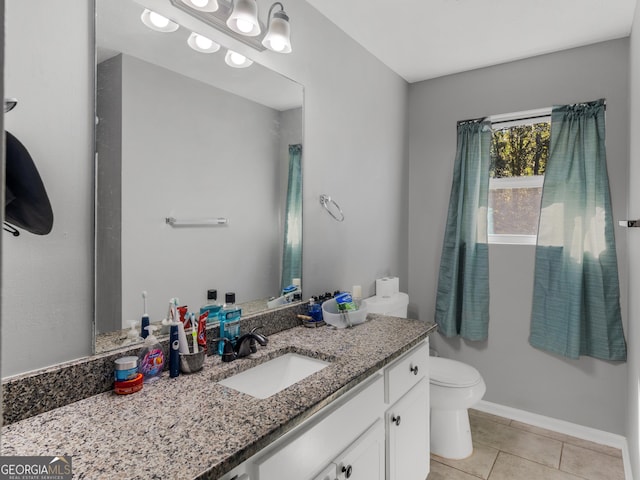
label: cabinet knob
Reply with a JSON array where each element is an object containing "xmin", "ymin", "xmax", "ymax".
[
  {"xmin": 342, "ymin": 464, "xmax": 353, "ymax": 478},
  {"xmin": 410, "ymin": 365, "xmax": 419, "ymax": 375},
  {"xmin": 392, "ymin": 415, "xmax": 401, "ymax": 426}
]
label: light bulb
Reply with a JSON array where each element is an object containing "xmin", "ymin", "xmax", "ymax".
[
  {"xmin": 187, "ymin": 32, "xmax": 220, "ymax": 53},
  {"xmin": 149, "ymin": 11, "xmax": 170, "ymax": 28},
  {"xmin": 195, "ymin": 35, "xmax": 213, "ymax": 50},
  {"xmin": 230, "ymin": 52, "xmax": 246, "ymax": 65},
  {"xmin": 225, "ymin": 50, "xmax": 253, "ymax": 68},
  {"xmin": 141, "ymin": 9, "xmax": 179, "ymax": 32},
  {"xmin": 235, "ymin": 18, "xmax": 254, "ymax": 34},
  {"xmin": 180, "ymin": 0, "xmax": 219, "ymax": 12},
  {"xmin": 269, "ymin": 37, "xmax": 286, "ymax": 52}
]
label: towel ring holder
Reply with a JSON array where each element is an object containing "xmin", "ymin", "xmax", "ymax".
[{"xmin": 320, "ymin": 194, "xmax": 344, "ymax": 222}]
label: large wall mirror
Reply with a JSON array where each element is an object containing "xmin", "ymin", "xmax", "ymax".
[
  {"xmin": 2, "ymin": 0, "xmax": 303, "ymax": 376},
  {"xmin": 95, "ymin": 0, "xmax": 304, "ymax": 352}
]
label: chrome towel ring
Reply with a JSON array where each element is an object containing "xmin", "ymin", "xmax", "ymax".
[{"xmin": 320, "ymin": 194, "xmax": 345, "ymax": 222}]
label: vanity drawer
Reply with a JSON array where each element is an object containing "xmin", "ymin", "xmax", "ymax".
[
  {"xmin": 252, "ymin": 374, "xmax": 384, "ymax": 480},
  {"xmin": 384, "ymin": 340, "xmax": 428, "ymax": 405}
]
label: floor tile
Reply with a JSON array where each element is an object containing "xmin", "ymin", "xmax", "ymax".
[
  {"xmin": 428, "ymin": 460, "xmax": 482, "ymax": 480},
  {"xmin": 431, "ymin": 442, "xmax": 499, "ymax": 479},
  {"xmin": 470, "ymin": 415, "xmax": 562, "ymax": 468},
  {"xmin": 560, "ymin": 443, "xmax": 625, "ymax": 480},
  {"xmin": 488, "ymin": 452, "xmax": 584, "ymax": 480},
  {"xmin": 469, "ymin": 409, "xmax": 512, "ymax": 426},
  {"xmin": 509, "ymin": 420, "xmax": 623, "ymax": 458}
]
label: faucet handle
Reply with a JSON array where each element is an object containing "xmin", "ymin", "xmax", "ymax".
[
  {"xmin": 250, "ymin": 326, "xmax": 269, "ymax": 346},
  {"xmin": 214, "ymin": 337, "xmax": 236, "ymax": 362}
]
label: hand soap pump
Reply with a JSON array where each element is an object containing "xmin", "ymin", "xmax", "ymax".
[
  {"xmin": 138, "ymin": 325, "xmax": 165, "ymax": 383},
  {"xmin": 218, "ymin": 292, "xmax": 241, "ymax": 355}
]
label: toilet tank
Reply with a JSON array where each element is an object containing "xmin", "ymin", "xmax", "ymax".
[{"xmin": 362, "ymin": 292, "xmax": 409, "ymax": 318}]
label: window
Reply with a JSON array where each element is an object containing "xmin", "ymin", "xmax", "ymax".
[{"xmin": 488, "ymin": 113, "xmax": 551, "ymax": 245}]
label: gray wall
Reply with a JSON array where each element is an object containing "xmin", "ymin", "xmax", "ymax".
[
  {"xmin": 408, "ymin": 39, "xmax": 629, "ymax": 434},
  {"xmin": 253, "ymin": 2, "xmax": 410, "ymax": 299},
  {"xmin": 2, "ymin": 0, "xmax": 94, "ymax": 377},
  {"xmin": 96, "ymin": 55, "xmax": 123, "ymax": 334},
  {"xmin": 1, "ymin": 1, "xmax": 408, "ymax": 376},
  {"xmin": 118, "ymin": 54, "xmax": 283, "ymax": 327},
  {"xmin": 627, "ymin": 4, "xmax": 640, "ymax": 477}
]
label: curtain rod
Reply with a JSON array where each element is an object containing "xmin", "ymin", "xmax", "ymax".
[
  {"xmin": 458, "ymin": 100, "xmax": 607, "ymax": 128},
  {"xmin": 490, "ymin": 113, "xmax": 551, "ymax": 127}
]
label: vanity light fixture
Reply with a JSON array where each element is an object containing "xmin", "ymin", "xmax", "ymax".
[
  {"xmin": 180, "ymin": 0, "xmax": 219, "ymax": 12},
  {"xmin": 170, "ymin": 0, "xmax": 292, "ymax": 54},
  {"xmin": 261, "ymin": 2, "xmax": 291, "ymax": 53},
  {"xmin": 226, "ymin": 0, "xmax": 261, "ymax": 36},
  {"xmin": 141, "ymin": 9, "xmax": 179, "ymax": 32},
  {"xmin": 187, "ymin": 32, "xmax": 221, "ymax": 53},
  {"xmin": 224, "ymin": 49, "xmax": 254, "ymax": 68}
]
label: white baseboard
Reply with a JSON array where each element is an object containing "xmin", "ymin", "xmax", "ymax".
[{"xmin": 475, "ymin": 400, "xmax": 633, "ymax": 480}]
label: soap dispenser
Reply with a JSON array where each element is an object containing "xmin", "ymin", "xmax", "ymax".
[
  {"xmin": 217, "ymin": 292, "xmax": 242, "ymax": 355},
  {"xmin": 138, "ymin": 325, "xmax": 165, "ymax": 383}
]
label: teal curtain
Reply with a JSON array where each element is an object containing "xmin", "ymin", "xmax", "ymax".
[
  {"xmin": 435, "ymin": 120, "xmax": 492, "ymax": 340},
  {"xmin": 530, "ymin": 100, "xmax": 626, "ymax": 361},
  {"xmin": 281, "ymin": 144, "xmax": 302, "ymax": 291}
]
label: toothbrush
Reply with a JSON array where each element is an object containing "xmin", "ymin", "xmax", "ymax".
[
  {"xmin": 191, "ymin": 313, "xmax": 198, "ymax": 353},
  {"xmin": 141, "ymin": 291, "xmax": 150, "ymax": 338}
]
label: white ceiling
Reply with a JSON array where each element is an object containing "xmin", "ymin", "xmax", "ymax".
[{"xmin": 305, "ymin": 0, "xmax": 638, "ymax": 83}]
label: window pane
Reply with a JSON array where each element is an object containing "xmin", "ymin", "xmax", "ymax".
[
  {"xmin": 489, "ymin": 186, "xmax": 542, "ymax": 235},
  {"xmin": 490, "ymin": 122, "xmax": 550, "ymax": 178},
  {"xmin": 488, "ymin": 120, "xmax": 549, "ymax": 243}
]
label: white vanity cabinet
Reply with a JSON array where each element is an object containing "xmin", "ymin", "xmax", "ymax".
[
  {"xmin": 386, "ymin": 379, "xmax": 430, "ymax": 480},
  {"xmin": 219, "ymin": 339, "xmax": 430, "ymax": 480},
  {"xmin": 251, "ymin": 374, "xmax": 385, "ymax": 480},
  {"xmin": 312, "ymin": 420, "xmax": 385, "ymax": 480},
  {"xmin": 384, "ymin": 340, "xmax": 430, "ymax": 480}
]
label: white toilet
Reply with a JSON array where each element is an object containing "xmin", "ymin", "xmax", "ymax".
[{"xmin": 429, "ymin": 357, "xmax": 486, "ymax": 459}]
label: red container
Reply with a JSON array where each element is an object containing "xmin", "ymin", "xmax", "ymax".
[{"xmin": 114, "ymin": 373, "xmax": 144, "ymax": 395}]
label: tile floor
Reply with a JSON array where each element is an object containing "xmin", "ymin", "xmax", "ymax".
[{"xmin": 427, "ymin": 409, "xmax": 625, "ymax": 480}]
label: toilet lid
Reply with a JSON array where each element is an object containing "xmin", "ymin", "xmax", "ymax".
[{"xmin": 430, "ymin": 357, "xmax": 482, "ymax": 388}]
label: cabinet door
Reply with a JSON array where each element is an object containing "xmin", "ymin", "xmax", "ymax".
[
  {"xmin": 386, "ymin": 378, "xmax": 429, "ymax": 480},
  {"xmin": 335, "ymin": 419, "xmax": 384, "ymax": 480},
  {"xmin": 311, "ymin": 465, "xmax": 336, "ymax": 480}
]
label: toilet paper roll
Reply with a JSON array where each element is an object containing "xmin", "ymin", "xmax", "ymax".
[
  {"xmin": 388, "ymin": 276, "xmax": 399, "ymax": 295},
  {"xmin": 376, "ymin": 277, "xmax": 400, "ymax": 297},
  {"xmin": 376, "ymin": 277, "xmax": 394, "ymax": 298}
]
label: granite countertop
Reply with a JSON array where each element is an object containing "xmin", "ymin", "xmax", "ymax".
[{"xmin": 2, "ymin": 315, "xmax": 436, "ymax": 480}]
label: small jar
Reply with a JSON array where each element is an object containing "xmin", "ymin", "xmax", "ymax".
[
  {"xmin": 114, "ymin": 356, "xmax": 138, "ymax": 382},
  {"xmin": 114, "ymin": 373, "xmax": 144, "ymax": 395}
]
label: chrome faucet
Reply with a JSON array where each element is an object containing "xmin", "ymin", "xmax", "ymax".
[{"xmin": 216, "ymin": 327, "xmax": 268, "ymax": 363}]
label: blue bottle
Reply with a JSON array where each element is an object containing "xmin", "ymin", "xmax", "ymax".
[
  {"xmin": 218, "ymin": 292, "xmax": 242, "ymax": 355},
  {"xmin": 200, "ymin": 289, "xmax": 222, "ymax": 325}
]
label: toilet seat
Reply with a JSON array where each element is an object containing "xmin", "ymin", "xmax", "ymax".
[{"xmin": 430, "ymin": 357, "xmax": 482, "ymax": 388}]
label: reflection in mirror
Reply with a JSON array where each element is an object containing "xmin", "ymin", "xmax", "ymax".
[{"xmin": 95, "ymin": 0, "xmax": 303, "ymax": 353}]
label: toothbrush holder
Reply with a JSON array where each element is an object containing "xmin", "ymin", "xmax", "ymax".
[{"xmin": 179, "ymin": 350, "xmax": 206, "ymax": 373}]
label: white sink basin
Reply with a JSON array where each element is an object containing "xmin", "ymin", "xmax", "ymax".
[{"xmin": 218, "ymin": 353, "xmax": 330, "ymax": 399}]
